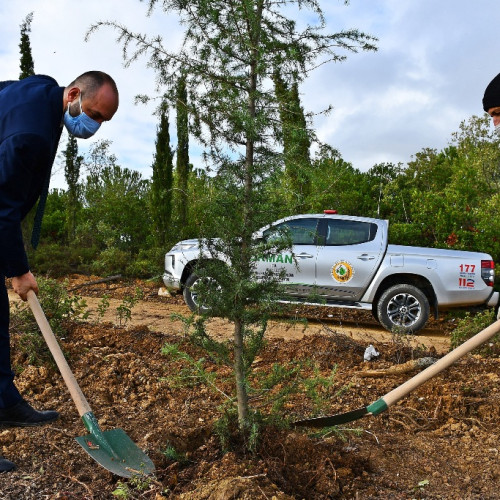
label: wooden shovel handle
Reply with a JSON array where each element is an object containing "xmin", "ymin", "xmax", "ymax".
[
  {"xmin": 27, "ymin": 290, "xmax": 92, "ymax": 417},
  {"xmin": 383, "ymin": 318, "xmax": 500, "ymax": 408}
]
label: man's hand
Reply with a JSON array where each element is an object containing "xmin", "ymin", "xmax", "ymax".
[{"xmin": 12, "ymin": 272, "xmax": 38, "ymax": 301}]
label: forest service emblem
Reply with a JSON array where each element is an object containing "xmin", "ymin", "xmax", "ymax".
[{"xmin": 331, "ymin": 261, "xmax": 354, "ymax": 283}]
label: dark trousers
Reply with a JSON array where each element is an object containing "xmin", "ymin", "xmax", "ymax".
[{"xmin": 0, "ymin": 277, "xmax": 22, "ymax": 408}]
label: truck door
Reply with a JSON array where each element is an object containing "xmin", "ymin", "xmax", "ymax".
[
  {"xmin": 254, "ymin": 217, "xmax": 319, "ymax": 298},
  {"xmin": 314, "ymin": 218, "xmax": 386, "ymax": 301}
]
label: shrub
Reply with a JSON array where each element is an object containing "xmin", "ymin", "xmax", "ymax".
[
  {"xmin": 29, "ymin": 242, "xmax": 100, "ymax": 277},
  {"xmin": 125, "ymin": 247, "xmax": 165, "ymax": 278},
  {"xmin": 91, "ymin": 247, "xmax": 130, "ymax": 276},
  {"xmin": 10, "ymin": 277, "xmax": 88, "ymax": 366},
  {"xmin": 388, "ymin": 223, "xmax": 428, "ymax": 247},
  {"xmin": 28, "ymin": 243, "xmax": 76, "ymax": 277},
  {"xmin": 450, "ymin": 309, "xmax": 499, "ymax": 356}
]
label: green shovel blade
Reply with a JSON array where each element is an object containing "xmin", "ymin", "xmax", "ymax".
[
  {"xmin": 75, "ymin": 429, "xmax": 155, "ymax": 478},
  {"xmin": 75, "ymin": 412, "xmax": 155, "ymax": 478},
  {"xmin": 293, "ymin": 398, "xmax": 389, "ymax": 428},
  {"xmin": 293, "ymin": 406, "xmax": 369, "ymax": 427}
]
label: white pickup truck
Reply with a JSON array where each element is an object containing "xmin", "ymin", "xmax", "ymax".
[{"xmin": 163, "ymin": 212, "xmax": 498, "ymax": 333}]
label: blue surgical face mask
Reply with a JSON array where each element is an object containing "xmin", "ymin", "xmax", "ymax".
[{"xmin": 63, "ymin": 93, "xmax": 101, "ymax": 139}]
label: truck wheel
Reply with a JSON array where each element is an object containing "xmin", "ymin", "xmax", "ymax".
[
  {"xmin": 377, "ymin": 284, "xmax": 429, "ymax": 334},
  {"xmin": 183, "ymin": 272, "xmax": 214, "ymax": 314}
]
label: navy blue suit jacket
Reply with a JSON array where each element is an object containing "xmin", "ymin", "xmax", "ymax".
[{"xmin": 0, "ymin": 75, "xmax": 64, "ymax": 277}]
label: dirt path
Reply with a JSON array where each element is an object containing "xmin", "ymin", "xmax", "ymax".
[
  {"xmin": 8, "ymin": 285, "xmax": 452, "ymax": 354},
  {"xmin": 80, "ymin": 293, "xmax": 452, "ymax": 354},
  {"xmin": 4, "ymin": 278, "xmax": 498, "ymax": 499}
]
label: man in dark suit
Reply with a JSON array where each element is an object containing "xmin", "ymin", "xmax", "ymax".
[
  {"xmin": 0, "ymin": 71, "xmax": 119, "ymax": 472},
  {"xmin": 482, "ymin": 73, "xmax": 500, "ymax": 321}
]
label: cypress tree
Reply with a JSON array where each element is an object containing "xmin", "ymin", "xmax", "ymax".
[
  {"xmin": 151, "ymin": 103, "xmax": 174, "ymax": 246},
  {"xmin": 63, "ymin": 135, "xmax": 83, "ymax": 240},
  {"xmin": 175, "ymin": 73, "xmax": 190, "ymax": 234},
  {"xmin": 19, "ymin": 12, "xmax": 36, "ymax": 252},
  {"xmin": 19, "ymin": 12, "xmax": 35, "ymax": 79},
  {"xmin": 274, "ymin": 72, "xmax": 312, "ymax": 210}
]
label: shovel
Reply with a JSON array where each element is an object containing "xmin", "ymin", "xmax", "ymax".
[
  {"xmin": 294, "ymin": 318, "xmax": 500, "ymax": 428},
  {"xmin": 27, "ymin": 290, "xmax": 155, "ymax": 478}
]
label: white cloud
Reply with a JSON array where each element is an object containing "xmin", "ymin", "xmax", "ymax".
[{"xmin": 2, "ymin": 0, "xmax": 499, "ymax": 188}]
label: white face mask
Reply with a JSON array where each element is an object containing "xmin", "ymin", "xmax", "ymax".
[{"xmin": 495, "ymin": 123, "xmax": 500, "ymax": 137}]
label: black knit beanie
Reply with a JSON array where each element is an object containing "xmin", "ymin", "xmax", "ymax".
[{"xmin": 483, "ymin": 72, "xmax": 500, "ymax": 111}]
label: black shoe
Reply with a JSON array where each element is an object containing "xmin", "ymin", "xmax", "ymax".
[
  {"xmin": 0, "ymin": 400, "xmax": 59, "ymax": 427},
  {"xmin": 0, "ymin": 457, "xmax": 16, "ymax": 473}
]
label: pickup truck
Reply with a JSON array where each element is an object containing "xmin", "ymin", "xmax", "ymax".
[{"xmin": 163, "ymin": 211, "xmax": 498, "ymax": 333}]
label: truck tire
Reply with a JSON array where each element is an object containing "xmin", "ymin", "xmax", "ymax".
[
  {"xmin": 183, "ymin": 272, "xmax": 213, "ymax": 314},
  {"xmin": 376, "ymin": 284, "xmax": 429, "ymax": 334}
]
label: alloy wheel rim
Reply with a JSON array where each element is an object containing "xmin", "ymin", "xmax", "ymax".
[{"xmin": 386, "ymin": 292, "xmax": 421, "ymax": 327}]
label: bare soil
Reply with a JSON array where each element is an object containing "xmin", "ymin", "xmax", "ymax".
[{"xmin": 1, "ymin": 275, "xmax": 499, "ymax": 499}]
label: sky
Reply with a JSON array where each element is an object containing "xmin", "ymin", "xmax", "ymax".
[{"xmin": 1, "ymin": 0, "xmax": 498, "ymax": 190}]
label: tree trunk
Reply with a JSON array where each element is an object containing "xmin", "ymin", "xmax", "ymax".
[
  {"xmin": 233, "ymin": 318, "xmax": 248, "ymax": 426},
  {"xmin": 232, "ymin": 0, "xmax": 264, "ymax": 430}
]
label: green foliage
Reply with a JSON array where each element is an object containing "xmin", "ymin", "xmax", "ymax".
[
  {"xmin": 161, "ymin": 342, "xmax": 223, "ymax": 390},
  {"xmin": 63, "ymin": 134, "xmax": 83, "ymax": 240},
  {"xmin": 88, "ymin": 0, "xmax": 377, "ymax": 433},
  {"xmin": 40, "ymin": 189, "xmax": 68, "ymax": 243},
  {"xmin": 95, "ymin": 294, "xmax": 110, "ymax": 323},
  {"xmin": 116, "ymin": 288, "xmax": 144, "ymax": 327},
  {"xmin": 450, "ymin": 309, "xmax": 499, "ymax": 356},
  {"xmin": 175, "ymin": 73, "xmax": 191, "ymax": 235},
  {"xmin": 211, "ymin": 355, "xmax": 344, "ymax": 452},
  {"xmin": 391, "ymin": 116, "xmax": 500, "ymax": 261},
  {"xmin": 162, "ymin": 318, "xmax": 347, "ymax": 451},
  {"xmin": 29, "ymin": 243, "xmax": 75, "ymax": 277},
  {"xmin": 91, "ymin": 246, "xmax": 130, "ymax": 276},
  {"xmin": 388, "ymin": 223, "xmax": 427, "ymax": 247},
  {"xmin": 10, "ymin": 277, "xmax": 88, "ymax": 366},
  {"xmin": 162, "ymin": 443, "xmax": 189, "ymax": 465},
  {"xmin": 112, "ymin": 474, "xmax": 153, "ymax": 498},
  {"xmin": 19, "ymin": 12, "xmax": 35, "ymax": 79},
  {"xmin": 301, "ymin": 145, "xmax": 375, "ymax": 216},
  {"xmin": 125, "ymin": 247, "xmax": 165, "ymax": 278},
  {"xmin": 274, "ymin": 72, "xmax": 312, "ymax": 210},
  {"xmin": 79, "ymin": 140, "xmax": 151, "ymax": 255},
  {"xmin": 150, "ymin": 102, "xmax": 174, "ymax": 247}
]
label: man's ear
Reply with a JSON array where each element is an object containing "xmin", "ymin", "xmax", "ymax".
[{"xmin": 66, "ymin": 86, "xmax": 81, "ymax": 103}]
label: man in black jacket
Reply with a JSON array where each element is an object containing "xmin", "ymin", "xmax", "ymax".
[
  {"xmin": 482, "ymin": 72, "xmax": 500, "ymax": 321},
  {"xmin": 483, "ymin": 72, "xmax": 500, "ymax": 133},
  {"xmin": 0, "ymin": 71, "xmax": 119, "ymax": 472}
]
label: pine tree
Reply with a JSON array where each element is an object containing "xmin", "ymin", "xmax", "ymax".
[{"xmin": 89, "ymin": 0, "xmax": 377, "ymax": 431}]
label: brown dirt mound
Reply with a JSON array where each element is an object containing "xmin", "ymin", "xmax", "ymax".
[{"xmin": 1, "ymin": 276, "xmax": 498, "ymax": 499}]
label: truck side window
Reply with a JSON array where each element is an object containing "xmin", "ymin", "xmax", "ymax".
[
  {"xmin": 325, "ymin": 220, "xmax": 377, "ymax": 246},
  {"xmin": 263, "ymin": 218, "xmax": 319, "ymax": 245}
]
